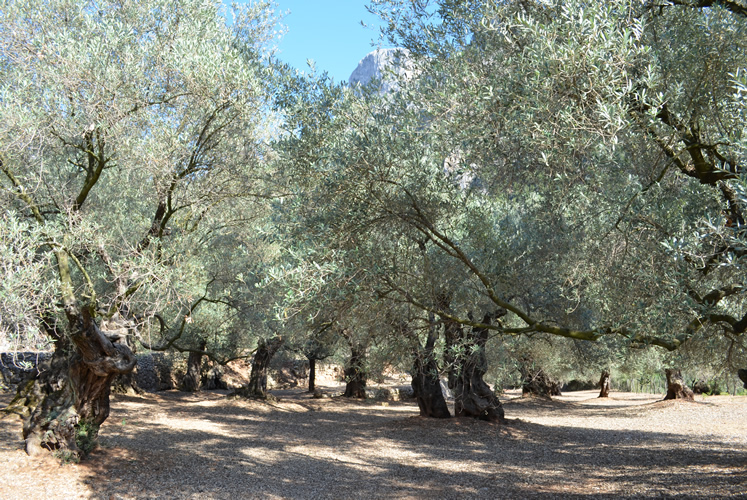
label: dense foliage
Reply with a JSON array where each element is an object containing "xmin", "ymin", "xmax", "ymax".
[
  {"xmin": 1, "ymin": 0, "xmax": 747, "ymax": 455},
  {"xmin": 0, "ymin": 0, "xmax": 282, "ymax": 360},
  {"xmin": 274, "ymin": 0, "xmax": 747, "ymax": 388}
]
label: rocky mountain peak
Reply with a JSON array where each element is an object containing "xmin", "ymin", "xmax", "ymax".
[{"xmin": 348, "ymin": 48, "xmax": 412, "ymax": 94}]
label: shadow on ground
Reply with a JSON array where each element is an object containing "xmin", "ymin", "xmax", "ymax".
[{"xmin": 58, "ymin": 388, "xmax": 747, "ymax": 499}]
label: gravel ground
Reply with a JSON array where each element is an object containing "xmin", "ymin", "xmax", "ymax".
[{"xmin": 1, "ymin": 388, "xmax": 745, "ymax": 499}]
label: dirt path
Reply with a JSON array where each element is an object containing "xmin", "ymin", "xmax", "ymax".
[{"xmin": 1, "ymin": 388, "xmax": 745, "ymax": 499}]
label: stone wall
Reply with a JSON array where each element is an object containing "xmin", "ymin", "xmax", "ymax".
[
  {"xmin": 134, "ymin": 353, "xmax": 252, "ymax": 392},
  {"xmin": 134, "ymin": 353, "xmax": 188, "ymax": 392},
  {"xmin": 0, "ymin": 352, "xmax": 52, "ymax": 392},
  {"xmin": 1, "ymin": 350, "xmax": 317, "ymax": 394}
]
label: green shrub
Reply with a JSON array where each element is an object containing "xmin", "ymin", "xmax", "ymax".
[{"xmin": 75, "ymin": 418, "xmax": 100, "ymax": 457}]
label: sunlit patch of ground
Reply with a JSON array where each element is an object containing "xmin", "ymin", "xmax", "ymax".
[{"xmin": 1, "ymin": 387, "xmax": 746, "ymax": 499}]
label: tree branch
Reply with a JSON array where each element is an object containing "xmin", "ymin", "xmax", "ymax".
[
  {"xmin": 0, "ymin": 157, "xmax": 45, "ymax": 224},
  {"xmin": 660, "ymin": 0, "xmax": 747, "ymax": 18}
]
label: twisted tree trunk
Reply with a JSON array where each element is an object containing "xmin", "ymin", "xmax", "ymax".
[
  {"xmin": 598, "ymin": 369, "xmax": 611, "ymax": 398},
  {"xmin": 8, "ymin": 310, "xmax": 136, "ymax": 459},
  {"xmin": 181, "ymin": 340, "xmax": 207, "ymax": 392},
  {"xmin": 664, "ymin": 369, "xmax": 695, "ymax": 401},
  {"xmin": 451, "ymin": 311, "xmax": 505, "ymax": 422},
  {"xmin": 237, "ymin": 336, "xmax": 283, "ymax": 399},
  {"xmin": 104, "ymin": 314, "xmax": 142, "ymax": 395},
  {"xmin": 520, "ymin": 359, "xmax": 561, "ymax": 398},
  {"xmin": 411, "ymin": 320, "xmax": 450, "ymax": 418}
]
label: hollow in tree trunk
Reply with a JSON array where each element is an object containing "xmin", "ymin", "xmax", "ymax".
[
  {"xmin": 598, "ymin": 369, "xmax": 611, "ymax": 398},
  {"xmin": 411, "ymin": 318, "xmax": 450, "ymax": 418},
  {"xmin": 181, "ymin": 340, "xmax": 207, "ymax": 392},
  {"xmin": 663, "ymin": 368, "xmax": 695, "ymax": 401},
  {"xmin": 234, "ymin": 336, "xmax": 283, "ymax": 399},
  {"xmin": 738, "ymin": 369, "xmax": 747, "ymax": 389},
  {"xmin": 104, "ymin": 313, "xmax": 145, "ymax": 395},
  {"xmin": 451, "ymin": 311, "xmax": 505, "ymax": 422},
  {"xmin": 104, "ymin": 313, "xmax": 141, "ymax": 395},
  {"xmin": 8, "ymin": 310, "xmax": 136, "ymax": 459},
  {"xmin": 343, "ymin": 346, "xmax": 367, "ymax": 399}
]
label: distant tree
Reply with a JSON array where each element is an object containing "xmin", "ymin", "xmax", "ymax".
[
  {"xmin": 664, "ymin": 369, "xmax": 695, "ymax": 401},
  {"xmin": 233, "ymin": 336, "xmax": 284, "ymax": 399},
  {"xmin": 598, "ymin": 370, "xmax": 611, "ymax": 398},
  {"xmin": 300, "ymin": 326, "xmax": 338, "ymax": 393},
  {"xmin": 341, "ymin": 330, "xmax": 368, "ymax": 399},
  {"xmin": 181, "ymin": 339, "xmax": 207, "ymax": 393}
]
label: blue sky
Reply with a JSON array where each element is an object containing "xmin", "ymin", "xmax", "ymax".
[{"xmin": 271, "ymin": 1, "xmax": 390, "ymax": 83}]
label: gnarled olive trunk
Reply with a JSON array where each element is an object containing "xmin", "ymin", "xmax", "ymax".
[
  {"xmin": 111, "ymin": 365, "xmax": 142, "ymax": 395},
  {"xmin": 411, "ymin": 321, "xmax": 450, "ymax": 418},
  {"xmin": 598, "ymin": 369, "xmax": 611, "ymax": 398},
  {"xmin": 450, "ymin": 311, "xmax": 505, "ymax": 422},
  {"xmin": 520, "ymin": 360, "xmax": 561, "ymax": 398},
  {"xmin": 439, "ymin": 293, "xmax": 504, "ymax": 421},
  {"xmin": 181, "ymin": 340, "xmax": 207, "ymax": 392},
  {"xmin": 343, "ymin": 346, "xmax": 367, "ymax": 399},
  {"xmin": 235, "ymin": 336, "xmax": 283, "ymax": 399},
  {"xmin": 9, "ymin": 310, "xmax": 136, "ymax": 459},
  {"xmin": 664, "ymin": 368, "xmax": 695, "ymax": 401},
  {"xmin": 105, "ymin": 315, "xmax": 141, "ymax": 396}
]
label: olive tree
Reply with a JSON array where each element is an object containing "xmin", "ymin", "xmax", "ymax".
[
  {"xmin": 273, "ymin": 58, "xmax": 516, "ymax": 415},
  {"xmin": 0, "ymin": 0, "xmax": 280, "ymax": 458},
  {"xmin": 362, "ymin": 0, "xmax": 747, "ymax": 367},
  {"xmin": 271, "ymin": 0, "xmax": 747, "ymax": 416}
]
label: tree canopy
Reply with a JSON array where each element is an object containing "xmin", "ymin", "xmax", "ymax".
[
  {"xmin": 2, "ymin": 0, "xmax": 747, "ymax": 455},
  {"xmin": 1, "ymin": 0, "xmax": 283, "ymax": 359},
  {"xmin": 275, "ymin": 0, "xmax": 747, "ymax": 359}
]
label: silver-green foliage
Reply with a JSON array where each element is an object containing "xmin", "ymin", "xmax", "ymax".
[
  {"xmin": 275, "ymin": 0, "xmax": 747, "ymax": 377},
  {"xmin": 0, "ymin": 0, "xmax": 281, "ymax": 355}
]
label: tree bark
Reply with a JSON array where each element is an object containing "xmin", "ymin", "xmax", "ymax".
[
  {"xmin": 691, "ymin": 379, "xmax": 710, "ymax": 394},
  {"xmin": 236, "ymin": 336, "xmax": 283, "ymax": 399},
  {"xmin": 411, "ymin": 319, "xmax": 451, "ymax": 418},
  {"xmin": 598, "ymin": 369, "xmax": 611, "ymax": 398},
  {"xmin": 664, "ymin": 368, "xmax": 695, "ymax": 400},
  {"xmin": 451, "ymin": 312, "xmax": 505, "ymax": 422},
  {"xmin": 111, "ymin": 367, "xmax": 142, "ymax": 395},
  {"xmin": 307, "ymin": 357, "xmax": 316, "ymax": 393},
  {"xmin": 437, "ymin": 291, "xmax": 462, "ymax": 393},
  {"xmin": 9, "ymin": 310, "xmax": 136, "ymax": 459},
  {"xmin": 103, "ymin": 314, "xmax": 141, "ymax": 395},
  {"xmin": 181, "ymin": 340, "xmax": 207, "ymax": 392},
  {"xmin": 520, "ymin": 359, "xmax": 562, "ymax": 398},
  {"xmin": 343, "ymin": 346, "xmax": 367, "ymax": 399}
]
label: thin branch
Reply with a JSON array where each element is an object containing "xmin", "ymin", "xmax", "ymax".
[{"xmin": 0, "ymin": 157, "xmax": 45, "ymax": 224}]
